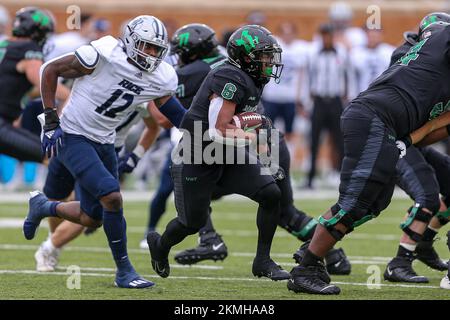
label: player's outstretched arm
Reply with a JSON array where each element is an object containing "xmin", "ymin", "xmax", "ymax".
[
  {"xmin": 410, "ymin": 111, "xmax": 450, "ymax": 145},
  {"xmin": 39, "ymin": 54, "xmax": 95, "ymax": 158},
  {"xmin": 154, "ymin": 95, "xmax": 187, "ymax": 128},
  {"xmin": 40, "ymin": 54, "xmax": 94, "ymax": 110}
]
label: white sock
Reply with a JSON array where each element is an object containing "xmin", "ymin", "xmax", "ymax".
[
  {"xmin": 42, "ymin": 238, "xmax": 57, "ymax": 252},
  {"xmin": 400, "ymin": 242, "xmax": 417, "ymax": 252}
]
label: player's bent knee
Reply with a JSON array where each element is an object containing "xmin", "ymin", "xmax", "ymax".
[
  {"xmin": 400, "ymin": 203, "xmax": 433, "ymax": 242},
  {"xmin": 319, "ymin": 204, "xmax": 376, "ymax": 241},
  {"xmin": 100, "ymin": 192, "xmax": 123, "ymax": 211},
  {"xmin": 254, "ymin": 183, "xmax": 281, "ymax": 208}
]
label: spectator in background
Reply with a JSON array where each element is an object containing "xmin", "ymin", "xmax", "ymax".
[
  {"xmin": 44, "ymin": 12, "xmax": 95, "ymax": 61},
  {"xmin": 92, "ymin": 18, "xmax": 111, "ymax": 39},
  {"xmin": 262, "ymin": 22, "xmax": 309, "ymax": 150},
  {"xmin": 245, "ymin": 10, "xmax": 267, "ymax": 26},
  {"xmin": 328, "ymin": 1, "xmax": 367, "ymax": 50},
  {"xmin": 305, "ymin": 24, "xmax": 348, "ymax": 189},
  {"xmin": 348, "ymin": 27, "xmax": 394, "ymax": 100},
  {"xmin": 0, "ymin": 5, "xmax": 10, "ymax": 42}
]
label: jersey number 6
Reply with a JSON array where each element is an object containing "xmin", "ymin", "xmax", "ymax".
[{"xmin": 95, "ymin": 89, "xmax": 134, "ymax": 118}]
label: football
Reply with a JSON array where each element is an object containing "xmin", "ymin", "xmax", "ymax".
[{"xmin": 231, "ymin": 112, "xmax": 263, "ymax": 131}]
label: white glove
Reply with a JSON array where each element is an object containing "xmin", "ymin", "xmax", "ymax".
[{"xmin": 396, "ymin": 140, "xmax": 407, "ymax": 159}]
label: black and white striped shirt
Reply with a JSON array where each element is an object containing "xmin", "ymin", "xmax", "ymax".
[{"xmin": 308, "ymin": 44, "xmax": 349, "ymax": 98}]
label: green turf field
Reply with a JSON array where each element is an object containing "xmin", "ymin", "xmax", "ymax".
[{"xmin": 0, "ymin": 198, "xmax": 448, "ymax": 300}]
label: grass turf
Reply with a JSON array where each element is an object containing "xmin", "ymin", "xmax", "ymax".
[{"xmin": 0, "ymin": 198, "xmax": 448, "ymax": 300}]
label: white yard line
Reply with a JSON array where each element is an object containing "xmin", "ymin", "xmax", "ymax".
[
  {"xmin": 0, "ymin": 268, "xmax": 441, "ymax": 289},
  {"xmin": 0, "ymin": 189, "xmax": 411, "ymax": 203}
]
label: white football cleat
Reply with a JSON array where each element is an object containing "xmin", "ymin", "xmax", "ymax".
[
  {"xmin": 139, "ymin": 238, "xmax": 149, "ymax": 250},
  {"xmin": 440, "ymin": 274, "xmax": 450, "ymax": 290},
  {"xmin": 35, "ymin": 243, "xmax": 60, "ymax": 272}
]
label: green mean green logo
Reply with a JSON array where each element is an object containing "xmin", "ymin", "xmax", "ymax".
[
  {"xmin": 31, "ymin": 10, "xmax": 50, "ymax": 27},
  {"xmin": 421, "ymin": 15, "xmax": 438, "ymax": 31},
  {"xmin": 178, "ymin": 32, "xmax": 190, "ymax": 47},
  {"xmin": 235, "ymin": 30, "xmax": 259, "ymax": 53}
]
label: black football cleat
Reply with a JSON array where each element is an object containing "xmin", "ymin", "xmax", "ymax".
[
  {"xmin": 288, "ymin": 264, "xmax": 340, "ymax": 295},
  {"xmin": 174, "ymin": 232, "xmax": 228, "ymax": 265},
  {"xmin": 415, "ymin": 240, "xmax": 448, "ymax": 271},
  {"xmin": 325, "ymin": 248, "xmax": 352, "ymax": 275},
  {"xmin": 252, "ymin": 258, "xmax": 291, "ymax": 281},
  {"xmin": 146, "ymin": 231, "xmax": 170, "ymax": 278},
  {"xmin": 293, "ymin": 241, "xmax": 351, "ymax": 275},
  {"xmin": 384, "ymin": 257, "xmax": 429, "ymax": 283}
]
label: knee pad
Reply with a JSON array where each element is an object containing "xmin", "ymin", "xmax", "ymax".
[
  {"xmin": 254, "ymin": 183, "xmax": 281, "ymax": 208},
  {"xmin": 319, "ymin": 204, "xmax": 375, "ymax": 241},
  {"xmin": 417, "ymin": 194, "xmax": 440, "ymax": 216},
  {"xmin": 400, "ymin": 203, "xmax": 433, "ymax": 242},
  {"xmin": 279, "ymin": 207, "xmax": 318, "ymax": 241},
  {"xmin": 435, "ymin": 208, "xmax": 450, "ymax": 226}
]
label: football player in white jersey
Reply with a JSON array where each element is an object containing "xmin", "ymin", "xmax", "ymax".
[
  {"xmin": 34, "ymin": 103, "xmax": 161, "ymax": 272},
  {"xmin": 348, "ymin": 28, "xmax": 395, "ymax": 100},
  {"xmin": 23, "ymin": 15, "xmax": 187, "ymax": 288}
]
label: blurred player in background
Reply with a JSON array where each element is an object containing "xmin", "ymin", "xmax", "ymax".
[
  {"xmin": 0, "ymin": 7, "xmax": 69, "ymax": 164},
  {"xmin": 0, "ymin": 5, "xmax": 10, "ymax": 42},
  {"xmin": 348, "ymin": 27, "xmax": 394, "ymax": 100}
]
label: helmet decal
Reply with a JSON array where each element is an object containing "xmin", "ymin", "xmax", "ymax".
[
  {"xmin": 235, "ymin": 30, "xmax": 259, "ymax": 54},
  {"xmin": 31, "ymin": 10, "xmax": 51, "ymax": 27},
  {"xmin": 178, "ymin": 32, "xmax": 190, "ymax": 47}
]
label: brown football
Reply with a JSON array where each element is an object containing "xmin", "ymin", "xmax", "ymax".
[{"xmin": 231, "ymin": 112, "xmax": 263, "ymax": 131}]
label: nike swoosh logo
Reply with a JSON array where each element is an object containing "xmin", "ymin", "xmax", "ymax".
[
  {"xmin": 243, "ymin": 124, "xmax": 261, "ymax": 132},
  {"xmin": 387, "ymin": 267, "xmax": 393, "ymax": 276},
  {"xmin": 334, "ymin": 261, "xmax": 341, "ymax": 268},
  {"xmin": 155, "ymin": 262, "xmax": 166, "ymax": 274},
  {"xmin": 212, "ymin": 243, "xmax": 224, "ymax": 251}
]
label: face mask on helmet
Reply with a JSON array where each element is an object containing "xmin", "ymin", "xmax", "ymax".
[
  {"xmin": 124, "ymin": 16, "xmax": 169, "ymax": 72},
  {"xmin": 132, "ymin": 36, "xmax": 168, "ymax": 71},
  {"xmin": 250, "ymin": 46, "xmax": 283, "ymax": 84}
]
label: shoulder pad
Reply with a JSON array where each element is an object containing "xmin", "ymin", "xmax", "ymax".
[
  {"xmin": 74, "ymin": 45, "xmax": 99, "ymax": 69},
  {"xmin": 90, "ymin": 36, "xmax": 119, "ymax": 60},
  {"xmin": 156, "ymin": 61, "xmax": 178, "ymax": 94}
]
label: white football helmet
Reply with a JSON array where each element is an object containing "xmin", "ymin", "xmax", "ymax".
[{"xmin": 123, "ymin": 15, "xmax": 169, "ymax": 72}]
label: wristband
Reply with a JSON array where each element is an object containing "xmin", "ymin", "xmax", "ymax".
[
  {"xmin": 133, "ymin": 144, "xmax": 145, "ymax": 159},
  {"xmin": 43, "ymin": 108, "xmax": 60, "ymax": 131}
]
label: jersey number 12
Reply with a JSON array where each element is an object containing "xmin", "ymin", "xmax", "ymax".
[{"xmin": 95, "ymin": 89, "xmax": 134, "ymax": 118}]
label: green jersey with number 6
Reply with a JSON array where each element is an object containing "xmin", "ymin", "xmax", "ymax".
[
  {"xmin": 181, "ymin": 61, "xmax": 263, "ymax": 146},
  {"xmin": 354, "ymin": 25, "xmax": 450, "ymax": 138}
]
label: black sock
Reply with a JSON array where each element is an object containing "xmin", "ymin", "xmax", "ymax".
[
  {"xmin": 255, "ymin": 205, "xmax": 278, "ymax": 260},
  {"xmin": 199, "ymin": 208, "xmax": 215, "ymax": 235},
  {"xmin": 160, "ymin": 218, "xmax": 197, "ymax": 255},
  {"xmin": 397, "ymin": 245, "xmax": 415, "ymax": 260},
  {"xmin": 300, "ymin": 249, "xmax": 324, "ymax": 267},
  {"xmin": 422, "ymin": 227, "xmax": 438, "ymax": 242}
]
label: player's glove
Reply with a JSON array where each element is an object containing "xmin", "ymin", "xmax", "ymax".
[
  {"xmin": 395, "ymin": 135, "xmax": 412, "ymax": 159},
  {"xmin": 42, "ymin": 108, "xmax": 63, "ymax": 158},
  {"xmin": 118, "ymin": 152, "xmax": 140, "ymax": 174},
  {"xmin": 118, "ymin": 145, "xmax": 145, "ymax": 174},
  {"xmin": 271, "ymin": 165, "xmax": 285, "ymax": 181},
  {"xmin": 258, "ymin": 115, "xmax": 273, "ymax": 151}
]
